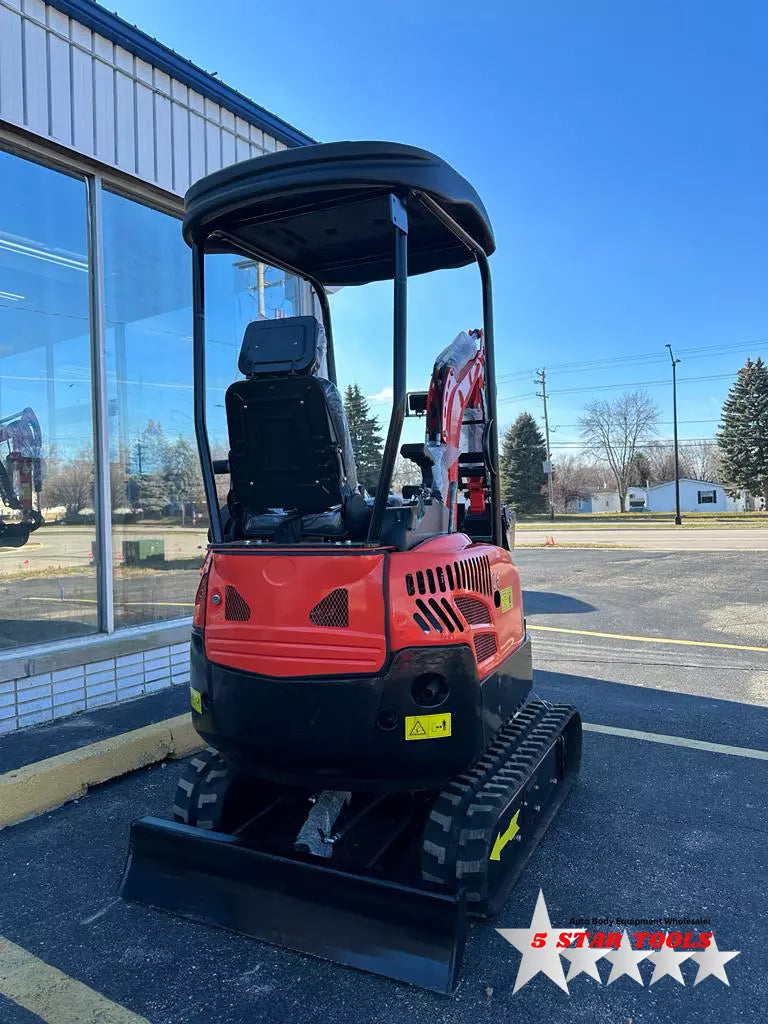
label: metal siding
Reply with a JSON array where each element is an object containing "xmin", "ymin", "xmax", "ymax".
[
  {"xmin": 154, "ymin": 87, "xmax": 172, "ymax": 190},
  {"xmin": 114, "ymin": 68, "xmax": 135, "ymax": 172},
  {"xmin": 47, "ymin": 28, "xmax": 72, "ymax": 143},
  {"xmin": 70, "ymin": 36, "xmax": 93, "ymax": 152},
  {"xmin": 221, "ymin": 128, "xmax": 235, "ymax": 168},
  {"xmin": 135, "ymin": 79, "xmax": 154, "ymax": 179},
  {"xmin": 0, "ymin": 4, "xmax": 24, "ymax": 124},
  {"xmin": 0, "ymin": 1, "xmax": 309, "ymax": 195},
  {"xmin": 171, "ymin": 99, "xmax": 190, "ymax": 193},
  {"xmin": 189, "ymin": 108, "xmax": 206, "ymax": 184},
  {"xmin": 22, "ymin": 15, "xmax": 49, "ymax": 134},
  {"xmin": 92, "ymin": 49, "xmax": 115, "ymax": 164}
]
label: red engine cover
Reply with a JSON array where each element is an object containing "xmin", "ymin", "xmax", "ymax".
[
  {"xmin": 387, "ymin": 534, "xmax": 526, "ymax": 678},
  {"xmin": 204, "ymin": 549, "xmax": 387, "ymax": 678}
]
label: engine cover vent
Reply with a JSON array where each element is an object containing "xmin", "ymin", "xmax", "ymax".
[
  {"xmin": 224, "ymin": 585, "xmax": 251, "ymax": 621},
  {"xmin": 405, "ymin": 554, "xmax": 492, "ymax": 599},
  {"xmin": 474, "ymin": 632, "xmax": 498, "ymax": 662},
  {"xmin": 455, "ymin": 595, "xmax": 492, "ymax": 625},
  {"xmin": 309, "ymin": 588, "xmax": 349, "ymax": 628}
]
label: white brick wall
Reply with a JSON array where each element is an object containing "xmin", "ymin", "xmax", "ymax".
[{"xmin": 0, "ymin": 642, "xmax": 190, "ymax": 733}]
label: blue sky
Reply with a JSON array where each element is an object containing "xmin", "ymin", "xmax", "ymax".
[{"xmin": 111, "ymin": 0, "xmax": 767, "ymax": 454}]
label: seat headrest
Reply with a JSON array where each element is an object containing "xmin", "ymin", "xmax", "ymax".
[{"xmin": 238, "ymin": 316, "xmax": 324, "ymax": 377}]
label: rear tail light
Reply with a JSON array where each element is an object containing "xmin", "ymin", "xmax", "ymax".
[{"xmin": 193, "ymin": 569, "xmax": 209, "ymax": 629}]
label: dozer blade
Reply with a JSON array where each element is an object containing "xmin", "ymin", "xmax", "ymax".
[
  {"xmin": 120, "ymin": 816, "xmax": 466, "ymax": 993},
  {"xmin": 0, "ymin": 523, "xmax": 32, "ymax": 548}
]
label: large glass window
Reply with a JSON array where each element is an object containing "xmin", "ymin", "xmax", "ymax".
[
  {"xmin": 103, "ymin": 191, "xmax": 200, "ymax": 628},
  {"xmin": 103, "ymin": 190, "xmax": 303, "ymax": 628},
  {"xmin": 0, "ymin": 150, "xmax": 97, "ymax": 649}
]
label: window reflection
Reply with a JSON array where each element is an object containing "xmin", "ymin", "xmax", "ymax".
[
  {"xmin": 0, "ymin": 150, "xmax": 97, "ymax": 649},
  {"xmin": 103, "ymin": 190, "xmax": 302, "ymax": 628}
]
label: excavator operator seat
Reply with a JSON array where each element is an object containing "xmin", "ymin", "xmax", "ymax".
[{"xmin": 224, "ymin": 316, "xmax": 360, "ymax": 539}]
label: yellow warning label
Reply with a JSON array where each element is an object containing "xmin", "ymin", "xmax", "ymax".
[
  {"xmin": 499, "ymin": 586, "xmax": 514, "ymax": 613},
  {"xmin": 190, "ymin": 687, "xmax": 202, "ymax": 714},
  {"xmin": 405, "ymin": 713, "xmax": 452, "ymax": 741}
]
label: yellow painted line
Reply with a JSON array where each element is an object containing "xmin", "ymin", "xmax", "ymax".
[
  {"xmin": 0, "ymin": 714, "xmax": 202, "ymax": 829},
  {"xmin": 583, "ymin": 722, "xmax": 768, "ymax": 761},
  {"xmin": 0, "ymin": 935, "xmax": 150, "ymax": 1023},
  {"xmin": 528, "ymin": 623, "xmax": 768, "ymax": 654},
  {"xmin": 25, "ymin": 596, "xmax": 193, "ymax": 608}
]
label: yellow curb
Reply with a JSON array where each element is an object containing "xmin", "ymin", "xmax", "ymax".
[{"xmin": 0, "ymin": 714, "xmax": 203, "ymax": 829}]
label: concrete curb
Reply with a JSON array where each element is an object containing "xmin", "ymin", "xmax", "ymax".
[{"xmin": 0, "ymin": 714, "xmax": 203, "ymax": 829}]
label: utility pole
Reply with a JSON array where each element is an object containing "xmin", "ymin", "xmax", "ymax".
[
  {"xmin": 665, "ymin": 343, "xmax": 682, "ymax": 526},
  {"xmin": 535, "ymin": 368, "xmax": 555, "ymax": 521}
]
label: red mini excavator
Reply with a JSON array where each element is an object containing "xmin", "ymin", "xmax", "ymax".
[
  {"xmin": 121, "ymin": 141, "xmax": 581, "ymax": 992},
  {"xmin": 0, "ymin": 407, "xmax": 43, "ymax": 547}
]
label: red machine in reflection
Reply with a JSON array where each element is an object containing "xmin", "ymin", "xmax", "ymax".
[{"xmin": 0, "ymin": 407, "xmax": 44, "ymax": 547}]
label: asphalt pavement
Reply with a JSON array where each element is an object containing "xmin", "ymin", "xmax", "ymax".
[{"xmin": 1, "ymin": 548, "xmax": 766, "ymax": 1023}]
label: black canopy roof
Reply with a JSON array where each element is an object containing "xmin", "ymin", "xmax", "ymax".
[{"xmin": 182, "ymin": 141, "xmax": 495, "ymax": 286}]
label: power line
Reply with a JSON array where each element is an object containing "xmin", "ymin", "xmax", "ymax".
[
  {"xmin": 495, "ymin": 336, "xmax": 767, "ymax": 384},
  {"xmin": 499, "ymin": 371, "xmax": 736, "ymax": 403}
]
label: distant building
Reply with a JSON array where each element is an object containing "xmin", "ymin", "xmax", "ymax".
[{"xmin": 579, "ymin": 479, "xmax": 745, "ymax": 514}]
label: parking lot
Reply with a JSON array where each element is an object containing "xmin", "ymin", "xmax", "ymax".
[{"xmin": 1, "ymin": 547, "xmax": 767, "ymax": 1023}]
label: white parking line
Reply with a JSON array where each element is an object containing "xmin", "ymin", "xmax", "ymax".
[{"xmin": 584, "ymin": 722, "xmax": 768, "ymax": 761}]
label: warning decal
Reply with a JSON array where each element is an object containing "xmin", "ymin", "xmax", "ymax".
[
  {"xmin": 404, "ymin": 712, "xmax": 452, "ymax": 741},
  {"xmin": 499, "ymin": 586, "xmax": 514, "ymax": 613},
  {"xmin": 190, "ymin": 687, "xmax": 203, "ymax": 714}
]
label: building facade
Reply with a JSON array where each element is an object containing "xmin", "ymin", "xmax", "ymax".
[
  {"xmin": 581, "ymin": 480, "xmax": 742, "ymax": 514},
  {"xmin": 0, "ymin": 0, "xmax": 314, "ymax": 733}
]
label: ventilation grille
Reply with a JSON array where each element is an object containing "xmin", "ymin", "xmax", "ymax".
[
  {"xmin": 412, "ymin": 596, "xmax": 465, "ymax": 635},
  {"xmin": 225, "ymin": 585, "xmax": 251, "ymax": 621},
  {"xmin": 455, "ymin": 594, "xmax": 492, "ymax": 625},
  {"xmin": 405, "ymin": 554, "xmax": 492, "ymax": 599},
  {"xmin": 309, "ymin": 588, "xmax": 349, "ymax": 628},
  {"xmin": 474, "ymin": 632, "xmax": 498, "ymax": 662}
]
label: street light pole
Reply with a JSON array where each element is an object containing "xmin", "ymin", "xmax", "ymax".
[{"xmin": 666, "ymin": 343, "xmax": 682, "ymax": 526}]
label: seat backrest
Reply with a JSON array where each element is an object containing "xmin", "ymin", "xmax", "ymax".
[{"xmin": 226, "ymin": 317, "xmax": 358, "ymax": 514}]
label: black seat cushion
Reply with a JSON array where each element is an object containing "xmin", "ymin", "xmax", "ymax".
[{"xmin": 226, "ymin": 375, "xmax": 353, "ymax": 514}]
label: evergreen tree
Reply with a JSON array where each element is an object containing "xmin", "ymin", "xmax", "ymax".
[
  {"xmin": 130, "ymin": 421, "xmax": 170, "ymax": 516},
  {"xmin": 163, "ymin": 436, "xmax": 204, "ymax": 524},
  {"xmin": 500, "ymin": 412, "xmax": 547, "ymax": 515},
  {"xmin": 717, "ymin": 357, "xmax": 768, "ymax": 502},
  {"xmin": 343, "ymin": 383, "xmax": 384, "ymax": 492}
]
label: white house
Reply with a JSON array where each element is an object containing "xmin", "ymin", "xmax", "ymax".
[
  {"xmin": 580, "ymin": 479, "xmax": 744, "ymax": 514},
  {"xmin": 646, "ymin": 479, "xmax": 740, "ymax": 513},
  {"xmin": 580, "ymin": 487, "xmax": 647, "ymax": 513}
]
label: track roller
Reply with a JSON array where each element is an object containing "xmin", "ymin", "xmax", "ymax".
[{"xmin": 171, "ymin": 747, "xmax": 222, "ymax": 825}]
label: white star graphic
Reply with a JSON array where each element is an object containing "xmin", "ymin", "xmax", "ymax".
[
  {"xmin": 496, "ymin": 889, "xmax": 570, "ymax": 993},
  {"xmin": 691, "ymin": 936, "xmax": 740, "ymax": 986},
  {"xmin": 603, "ymin": 930, "xmax": 651, "ymax": 985},
  {"xmin": 561, "ymin": 943, "xmax": 606, "ymax": 983},
  {"xmin": 648, "ymin": 936, "xmax": 696, "ymax": 985}
]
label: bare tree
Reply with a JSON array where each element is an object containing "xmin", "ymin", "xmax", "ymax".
[
  {"xmin": 390, "ymin": 453, "xmax": 422, "ymax": 493},
  {"xmin": 644, "ymin": 444, "xmax": 677, "ymax": 484},
  {"xmin": 551, "ymin": 455, "xmax": 603, "ymax": 512},
  {"xmin": 579, "ymin": 390, "xmax": 660, "ymax": 511},
  {"xmin": 45, "ymin": 456, "xmax": 94, "ymax": 518},
  {"xmin": 683, "ymin": 440, "xmax": 723, "ymax": 483}
]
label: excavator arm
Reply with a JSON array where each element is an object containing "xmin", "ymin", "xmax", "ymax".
[
  {"xmin": 423, "ymin": 330, "xmax": 495, "ymax": 537},
  {"xmin": 0, "ymin": 407, "xmax": 44, "ymax": 547}
]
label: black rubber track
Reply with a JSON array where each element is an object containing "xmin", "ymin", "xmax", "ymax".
[{"xmin": 420, "ymin": 701, "xmax": 580, "ymax": 914}]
